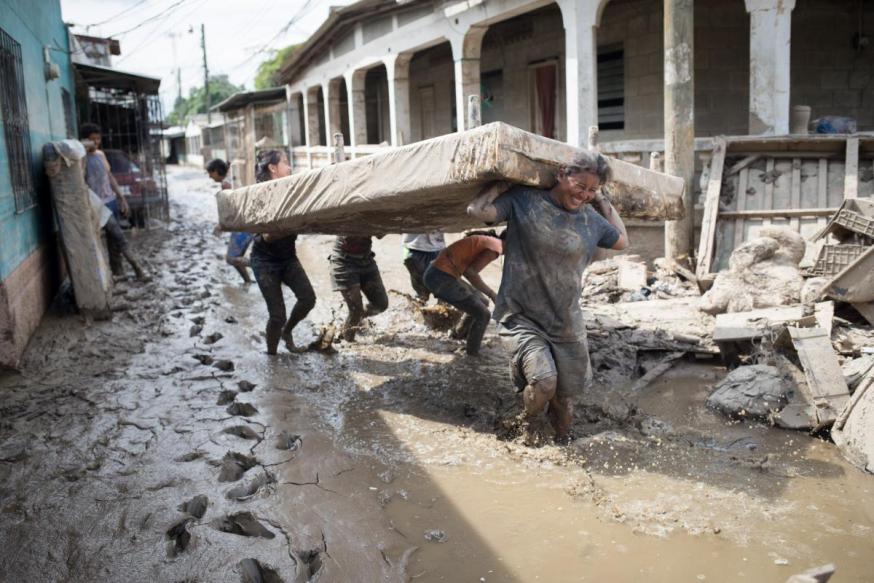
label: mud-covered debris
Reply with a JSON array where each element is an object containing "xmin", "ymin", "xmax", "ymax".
[
  {"xmin": 226, "ymin": 472, "xmax": 272, "ymax": 501},
  {"xmin": 204, "ymin": 332, "xmax": 224, "ymax": 345},
  {"xmin": 417, "ymin": 303, "xmax": 463, "ymax": 331},
  {"xmin": 785, "ymin": 562, "xmax": 836, "ymax": 583},
  {"xmin": 239, "ymin": 558, "xmax": 283, "ymax": 583},
  {"xmin": 237, "ymin": 380, "xmax": 257, "ymax": 392},
  {"xmin": 296, "ymin": 549, "xmax": 324, "ymax": 579},
  {"xmin": 190, "ymin": 316, "xmax": 205, "ymax": 325},
  {"xmin": 275, "ymin": 431, "xmax": 301, "ymax": 451},
  {"xmin": 175, "ymin": 451, "xmax": 204, "ymax": 462},
  {"xmin": 424, "ymin": 528, "xmax": 447, "ymax": 543},
  {"xmin": 378, "ymin": 470, "xmax": 395, "ymax": 484},
  {"xmin": 214, "ymin": 359, "xmax": 235, "ymax": 371},
  {"xmin": 307, "ymin": 324, "xmax": 337, "ymax": 354},
  {"xmin": 225, "ymin": 315, "xmax": 238, "ymax": 324},
  {"xmin": 217, "ymin": 390, "xmax": 238, "ymax": 405},
  {"xmin": 166, "ymin": 518, "xmax": 193, "ymax": 555},
  {"xmin": 218, "ymin": 451, "xmax": 258, "ymax": 482},
  {"xmin": 707, "ymin": 365, "xmax": 791, "ymax": 419},
  {"xmin": 178, "ymin": 494, "xmax": 209, "ymax": 518},
  {"xmin": 212, "ymin": 511, "xmax": 275, "ymax": 538},
  {"xmin": 223, "ymin": 425, "xmax": 260, "ymax": 440},
  {"xmin": 227, "ymin": 402, "xmax": 258, "ymax": 417},
  {"xmin": 192, "ymin": 353, "xmax": 214, "ymax": 365},
  {"xmin": 189, "ymin": 324, "xmax": 203, "ymax": 337}
]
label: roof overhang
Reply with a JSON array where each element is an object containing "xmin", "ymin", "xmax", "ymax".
[
  {"xmin": 75, "ymin": 62, "xmax": 161, "ymax": 94},
  {"xmin": 212, "ymin": 87, "xmax": 287, "ymax": 112}
]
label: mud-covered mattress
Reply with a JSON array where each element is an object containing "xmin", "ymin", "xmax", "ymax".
[{"xmin": 216, "ymin": 122, "xmax": 685, "ymax": 235}]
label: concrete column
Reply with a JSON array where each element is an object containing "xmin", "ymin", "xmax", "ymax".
[
  {"xmin": 325, "ymin": 79, "xmax": 348, "ymax": 139},
  {"xmin": 745, "ymin": 0, "xmax": 796, "ymax": 135},
  {"xmin": 322, "ymin": 81, "xmax": 333, "ymax": 148},
  {"xmin": 384, "ymin": 53, "xmax": 413, "ymax": 146},
  {"xmin": 450, "ymin": 25, "xmax": 487, "ymax": 132},
  {"xmin": 663, "ymin": 0, "xmax": 695, "ymax": 260},
  {"xmin": 558, "ymin": 0, "xmax": 599, "ymax": 147},
  {"xmin": 288, "ymin": 91, "xmax": 303, "ymax": 148},
  {"xmin": 344, "ymin": 69, "xmax": 367, "ymax": 154},
  {"xmin": 244, "ymin": 103, "xmax": 257, "ymax": 186},
  {"xmin": 304, "ymin": 87, "xmax": 321, "ymax": 147}
]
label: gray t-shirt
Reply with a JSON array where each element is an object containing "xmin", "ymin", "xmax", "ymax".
[{"xmin": 491, "ymin": 186, "xmax": 620, "ymax": 342}]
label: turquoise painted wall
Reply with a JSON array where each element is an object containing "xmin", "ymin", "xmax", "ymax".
[{"xmin": 0, "ymin": 0, "xmax": 76, "ymax": 281}]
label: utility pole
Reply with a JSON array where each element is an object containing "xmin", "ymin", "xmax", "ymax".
[{"xmin": 201, "ymin": 23, "xmax": 210, "ymax": 124}]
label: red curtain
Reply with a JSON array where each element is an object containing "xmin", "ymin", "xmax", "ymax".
[{"xmin": 535, "ymin": 65, "xmax": 556, "ymax": 139}]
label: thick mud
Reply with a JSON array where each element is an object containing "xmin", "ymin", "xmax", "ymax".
[{"xmin": 0, "ymin": 166, "xmax": 872, "ymax": 582}]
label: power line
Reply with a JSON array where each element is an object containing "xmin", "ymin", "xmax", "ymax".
[
  {"xmin": 85, "ymin": 0, "xmax": 152, "ymax": 28},
  {"xmin": 228, "ymin": 0, "xmax": 320, "ymax": 72},
  {"xmin": 115, "ymin": 0, "xmax": 209, "ymax": 64},
  {"xmin": 108, "ymin": 0, "xmax": 192, "ymax": 38}
]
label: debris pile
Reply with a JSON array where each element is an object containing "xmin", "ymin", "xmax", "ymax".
[{"xmin": 581, "ymin": 256, "xmax": 699, "ymax": 305}]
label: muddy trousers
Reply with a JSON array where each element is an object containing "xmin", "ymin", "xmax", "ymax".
[
  {"xmin": 251, "ymin": 254, "xmax": 316, "ymax": 354},
  {"xmin": 403, "ymin": 249, "xmax": 440, "ymax": 301},
  {"xmin": 423, "ymin": 265, "xmax": 490, "ymax": 355},
  {"xmin": 330, "ymin": 255, "xmax": 388, "ymax": 341},
  {"xmin": 104, "ymin": 216, "xmax": 145, "ymax": 278}
]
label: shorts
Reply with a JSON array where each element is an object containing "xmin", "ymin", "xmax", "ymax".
[
  {"xmin": 228, "ymin": 232, "xmax": 254, "ymax": 258},
  {"xmin": 329, "ymin": 253, "xmax": 381, "ymax": 291},
  {"xmin": 498, "ymin": 317, "xmax": 591, "ymax": 400}
]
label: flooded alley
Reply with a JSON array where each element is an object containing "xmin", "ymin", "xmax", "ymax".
[{"xmin": 0, "ymin": 166, "xmax": 872, "ymax": 582}]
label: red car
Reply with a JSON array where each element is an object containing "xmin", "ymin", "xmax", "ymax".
[{"xmin": 104, "ymin": 149, "xmax": 161, "ymax": 227}]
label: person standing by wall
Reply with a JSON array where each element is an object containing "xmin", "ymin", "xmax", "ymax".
[
  {"xmin": 248, "ymin": 150, "xmax": 316, "ymax": 355},
  {"xmin": 80, "ymin": 123, "xmax": 148, "ymax": 281},
  {"xmin": 207, "ymin": 159, "xmax": 253, "ymax": 284},
  {"xmin": 467, "ymin": 152, "xmax": 628, "ymax": 442}
]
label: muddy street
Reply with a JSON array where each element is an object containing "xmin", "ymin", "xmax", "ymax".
[{"xmin": 1, "ymin": 166, "xmax": 872, "ymax": 582}]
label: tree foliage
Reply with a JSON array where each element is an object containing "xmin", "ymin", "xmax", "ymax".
[
  {"xmin": 167, "ymin": 75, "xmax": 243, "ymax": 126},
  {"xmin": 254, "ymin": 44, "xmax": 299, "ymax": 90}
]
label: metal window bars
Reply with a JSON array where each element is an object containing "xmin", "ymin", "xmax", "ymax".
[{"xmin": 0, "ymin": 27, "xmax": 36, "ymax": 213}]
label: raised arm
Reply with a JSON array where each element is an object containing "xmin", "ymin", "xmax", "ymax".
[
  {"xmin": 467, "ymin": 182, "xmax": 509, "ymax": 224},
  {"xmin": 463, "ymin": 268, "xmax": 497, "ymax": 303},
  {"xmin": 595, "ymin": 194, "xmax": 628, "ymax": 250}
]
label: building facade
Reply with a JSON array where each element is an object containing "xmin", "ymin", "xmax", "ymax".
[{"xmin": 0, "ymin": 0, "xmax": 77, "ymax": 368}]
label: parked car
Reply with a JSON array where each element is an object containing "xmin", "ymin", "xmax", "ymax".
[{"xmin": 104, "ymin": 149, "xmax": 161, "ymax": 227}]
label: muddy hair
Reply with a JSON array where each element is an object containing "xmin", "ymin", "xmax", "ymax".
[
  {"xmin": 255, "ymin": 149, "xmax": 284, "ymax": 183},
  {"xmin": 206, "ymin": 159, "xmax": 228, "ymax": 177},
  {"xmin": 563, "ymin": 151, "xmax": 611, "ymax": 184},
  {"xmin": 465, "ymin": 229, "xmax": 507, "ymax": 240}
]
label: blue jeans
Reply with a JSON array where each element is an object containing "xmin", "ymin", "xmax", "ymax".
[
  {"xmin": 423, "ymin": 265, "xmax": 490, "ymax": 355},
  {"xmin": 403, "ymin": 248, "xmax": 440, "ymax": 300}
]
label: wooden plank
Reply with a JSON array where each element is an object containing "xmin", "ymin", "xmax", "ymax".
[
  {"xmin": 814, "ymin": 301, "xmax": 834, "ymax": 337},
  {"xmin": 695, "ymin": 137, "xmax": 727, "ymax": 279},
  {"xmin": 763, "ymin": 157, "xmax": 775, "ymax": 226},
  {"xmin": 733, "ymin": 167, "xmax": 749, "ymax": 249},
  {"xmin": 718, "ymin": 207, "xmax": 837, "ymax": 219},
  {"xmin": 817, "ymin": 158, "xmax": 829, "ymax": 229},
  {"xmin": 844, "ymin": 136, "xmax": 859, "ymax": 199},
  {"xmin": 617, "ymin": 261, "xmax": 647, "ymax": 291},
  {"xmin": 851, "ymin": 302, "xmax": 874, "ymax": 327},
  {"xmin": 629, "ymin": 352, "xmax": 685, "ymax": 391},
  {"xmin": 713, "ymin": 305, "xmax": 807, "ymax": 343},
  {"xmin": 786, "ymin": 326, "xmax": 850, "ymax": 427},
  {"xmin": 726, "ymin": 154, "xmax": 761, "ymax": 177},
  {"xmin": 790, "ymin": 158, "xmax": 802, "ymax": 230}
]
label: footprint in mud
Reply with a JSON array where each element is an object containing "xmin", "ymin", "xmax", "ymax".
[
  {"xmin": 190, "ymin": 324, "xmax": 203, "ymax": 337},
  {"xmin": 190, "ymin": 316, "xmax": 206, "ymax": 325},
  {"xmin": 192, "ymin": 354, "xmax": 214, "ymax": 365},
  {"xmin": 204, "ymin": 332, "xmax": 223, "ymax": 345},
  {"xmin": 275, "ymin": 431, "xmax": 302, "ymax": 451},
  {"xmin": 166, "ymin": 518, "xmax": 193, "ymax": 556},
  {"xmin": 218, "ymin": 451, "xmax": 258, "ymax": 482},
  {"xmin": 214, "ymin": 359, "xmax": 235, "ymax": 372},
  {"xmin": 212, "ymin": 512, "xmax": 275, "ymax": 538},
  {"xmin": 223, "ymin": 425, "xmax": 260, "ymax": 440},
  {"xmin": 226, "ymin": 472, "xmax": 273, "ymax": 501},
  {"xmin": 175, "ymin": 451, "xmax": 204, "ymax": 462},
  {"xmin": 178, "ymin": 494, "xmax": 209, "ymax": 519},
  {"xmin": 217, "ymin": 390, "xmax": 238, "ymax": 405},
  {"xmin": 227, "ymin": 402, "xmax": 258, "ymax": 417},
  {"xmin": 237, "ymin": 380, "xmax": 257, "ymax": 392},
  {"xmin": 296, "ymin": 548, "xmax": 324, "ymax": 580},
  {"xmin": 239, "ymin": 558, "xmax": 283, "ymax": 583},
  {"xmin": 225, "ymin": 316, "xmax": 238, "ymax": 324}
]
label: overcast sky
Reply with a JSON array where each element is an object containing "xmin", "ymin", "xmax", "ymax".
[{"xmin": 61, "ymin": 0, "xmax": 352, "ymax": 112}]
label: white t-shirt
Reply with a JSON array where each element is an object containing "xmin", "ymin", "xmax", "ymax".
[{"xmin": 402, "ymin": 232, "xmax": 446, "ymax": 252}]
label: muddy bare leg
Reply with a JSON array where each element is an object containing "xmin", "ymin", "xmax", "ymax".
[
  {"xmin": 361, "ymin": 271, "xmax": 388, "ymax": 317},
  {"xmin": 522, "ymin": 376, "xmax": 557, "ymax": 418},
  {"xmin": 227, "ymin": 255, "xmax": 253, "ymax": 283},
  {"xmin": 122, "ymin": 249, "xmax": 149, "ymax": 281},
  {"xmin": 279, "ymin": 258, "xmax": 315, "ymax": 351},
  {"xmin": 340, "ymin": 287, "xmax": 365, "ymax": 342},
  {"xmin": 546, "ymin": 394, "xmax": 573, "ymax": 440}
]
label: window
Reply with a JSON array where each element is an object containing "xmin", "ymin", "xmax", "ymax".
[
  {"xmin": 62, "ymin": 89, "xmax": 75, "ymax": 138},
  {"xmin": 597, "ymin": 45, "xmax": 625, "ymax": 130},
  {"xmin": 0, "ymin": 28, "xmax": 35, "ymax": 212}
]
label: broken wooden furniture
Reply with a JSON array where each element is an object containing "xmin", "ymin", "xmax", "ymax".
[
  {"xmin": 696, "ymin": 135, "xmax": 874, "ymax": 289},
  {"xmin": 712, "ymin": 305, "xmax": 809, "ymax": 367},
  {"xmin": 216, "ymin": 122, "xmax": 685, "ymax": 235}
]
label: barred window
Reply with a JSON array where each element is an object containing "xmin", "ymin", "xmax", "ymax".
[
  {"xmin": 0, "ymin": 28, "xmax": 35, "ymax": 212},
  {"xmin": 62, "ymin": 88, "xmax": 75, "ymax": 139},
  {"xmin": 597, "ymin": 45, "xmax": 625, "ymax": 131}
]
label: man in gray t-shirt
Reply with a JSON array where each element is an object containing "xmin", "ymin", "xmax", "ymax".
[{"xmin": 467, "ymin": 151, "xmax": 628, "ymax": 441}]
